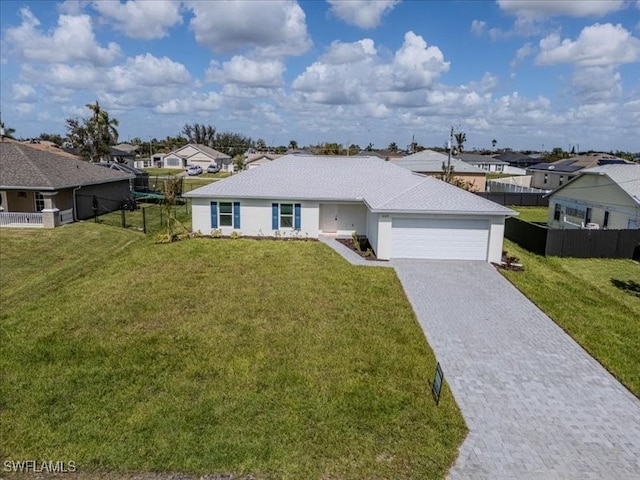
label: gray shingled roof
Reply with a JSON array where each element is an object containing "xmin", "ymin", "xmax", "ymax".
[
  {"xmin": 393, "ymin": 149, "xmax": 486, "ymax": 174},
  {"xmin": 185, "ymin": 154, "xmax": 513, "ymax": 215},
  {"xmin": 0, "ymin": 141, "xmax": 133, "ymax": 190}
]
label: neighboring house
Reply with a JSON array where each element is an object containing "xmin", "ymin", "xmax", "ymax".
[
  {"xmin": 546, "ymin": 164, "xmax": 640, "ymax": 230},
  {"xmin": 163, "ymin": 144, "xmax": 232, "ymax": 172},
  {"xmin": 486, "ymin": 175, "xmax": 548, "ymax": 194},
  {"xmin": 494, "ymin": 151, "xmax": 538, "ymax": 168},
  {"xmin": 184, "ymin": 154, "xmax": 514, "ymax": 262},
  {"xmin": 391, "ymin": 149, "xmax": 487, "ymax": 192},
  {"xmin": 0, "ymin": 140, "xmax": 133, "ymax": 228},
  {"xmin": 244, "ymin": 153, "xmax": 282, "ymax": 170},
  {"xmin": 109, "ymin": 147, "xmax": 136, "ymax": 165},
  {"xmin": 528, "ymin": 153, "xmax": 631, "ymax": 190},
  {"xmin": 459, "ymin": 152, "xmax": 508, "ymax": 173},
  {"xmin": 361, "ymin": 150, "xmax": 406, "ymax": 162},
  {"xmin": 96, "ymin": 162, "xmax": 150, "ymax": 193}
]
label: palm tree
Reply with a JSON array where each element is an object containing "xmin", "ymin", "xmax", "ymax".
[
  {"xmin": 492, "ymin": 138, "xmax": 497, "ymax": 150},
  {"xmin": 86, "ymin": 100, "xmax": 119, "ymax": 150},
  {"xmin": 454, "ymin": 132, "xmax": 466, "ymax": 155},
  {"xmin": 388, "ymin": 142, "xmax": 398, "ymax": 152},
  {"xmin": 288, "ymin": 140, "xmax": 298, "ymax": 150}
]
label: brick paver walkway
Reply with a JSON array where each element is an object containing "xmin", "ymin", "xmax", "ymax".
[{"xmin": 393, "ymin": 260, "xmax": 640, "ymax": 480}]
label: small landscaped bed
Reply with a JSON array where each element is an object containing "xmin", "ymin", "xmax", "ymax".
[
  {"xmin": 500, "ymin": 239, "xmax": 640, "ymax": 398},
  {"xmin": 0, "ymin": 223, "xmax": 466, "ymax": 479}
]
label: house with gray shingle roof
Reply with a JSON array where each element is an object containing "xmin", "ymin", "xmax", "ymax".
[
  {"xmin": 459, "ymin": 152, "xmax": 509, "ymax": 173},
  {"xmin": 546, "ymin": 164, "xmax": 640, "ymax": 229},
  {"xmin": 163, "ymin": 143, "xmax": 232, "ymax": 172},
  {"xmin": 0, "ymin": 140, "xmax": 133, "ymax": 228},
  {"xmin": 391, "ymin": 149, "xmax": 488, "ymax": 192},
  {"xmin": 528, "ymin": 153, "xmax": 631, "ymax": 190},
  {"xmin": 184, "ymin": 154, "xmax": 515, "ymax": 262}
]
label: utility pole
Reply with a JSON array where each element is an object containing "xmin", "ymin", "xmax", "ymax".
[{"xmin": 446, "ymin": 126, "xmax": 454, "ymax": 182}]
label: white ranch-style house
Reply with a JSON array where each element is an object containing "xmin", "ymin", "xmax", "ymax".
[{"xmin": 184, "ymin": 155, "xmax": 515, "ymax": 262}]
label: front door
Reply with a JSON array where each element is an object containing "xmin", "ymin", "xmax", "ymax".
[{"xmin": 319, "ymin": 204, "xmax": 338, "ymax": 233}]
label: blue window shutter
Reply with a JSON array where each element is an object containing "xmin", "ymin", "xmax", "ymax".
[
  {"xmin": 233, "ymin": 202, "xmax": 240, "ymax": 228},
  {"xmin": 272, "ymin": 203, "xmax": 279, "ymax": 230},
  {"xmin": 294, "ymin": 203, "xmax": 301, "ymax": 230},
  {"xmin": 210, "ymin": 202, "xmax": 218, "ymax": 229}
]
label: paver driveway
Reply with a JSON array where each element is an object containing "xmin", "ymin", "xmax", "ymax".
[{"xmin": 393, "ymin": 260, "xmax": 640, "ymax": 480}]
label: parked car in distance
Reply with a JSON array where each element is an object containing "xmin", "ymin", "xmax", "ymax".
[
  {"xmin": 186, "ymin": 165, "xmax": 203, "ymax": 176},
  {"xmin": 206, "ymin": 163, "xmax": 220, "ymax": 173}
]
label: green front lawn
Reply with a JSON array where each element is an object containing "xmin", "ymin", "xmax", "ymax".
[
  {"xmin": 144, "ymin": 167, "xmax": 184, "ymax": 176},
  {"xmin": 510, "ymin": 206, "xmax": 549, "ymax": 223},
  {"xmin": 0, "ymin": 224, "xmax": 466, "ymax": 479},
  {"xmin": 501, "ymin": 240, "xmax": 640, "ymax": 397}
]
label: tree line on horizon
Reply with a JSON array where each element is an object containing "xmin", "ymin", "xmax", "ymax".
[{"xmin": 2, "ymin": 105, "xmax": 638, "ymax": 164}]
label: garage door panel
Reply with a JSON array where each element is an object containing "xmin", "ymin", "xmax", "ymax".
[{"xmin": 392, "ymin": 218, "xmax": 489, "ymax": 260}]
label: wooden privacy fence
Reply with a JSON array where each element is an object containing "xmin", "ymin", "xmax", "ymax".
[{"xmin": 505, "ymin": 217, "xmax": 640, "ymax": 259}]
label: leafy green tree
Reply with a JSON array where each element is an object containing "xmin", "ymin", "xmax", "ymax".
[
  {"xmin": 288, "ymin": 139, "xmax": 298, "ymax": 150},
  {"xmin": 182, "ymin": 123, "xmax": 216, "ymax": 146},
  {"xmin": 348, "ymin": 144, "xmax": 361, "ymax": 155},
  {"xmin": 255, "ymin": 138, "xmax": 267, "ymax": 151},
  {"xmin": 66, "ymin": 101, "xmax": 119, "ymax": 162},
  {"xmin": 214, "ymin": 131, "xmax": 252, "ymax": 156},
  {"xmin": 388, "ymin": 142, "xmax": 398, "ymax": 152},
  {"xmin": 1, "ymin": 117, "xmax": 16, "ymax": 139},
  {"xmin": 39, "ymin": 133, "xmax": 64, "ymax": 146},
  {"xmin": 440, "ymin": 164, "xmax": 477, "ymax": 192},
  {"xmin": 233, "ymin": 154, "xmax": 245, "ymax": 172}
]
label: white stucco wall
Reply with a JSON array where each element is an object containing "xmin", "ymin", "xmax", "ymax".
[
  {"xmin": 488, "ymin": 216, "xmax": 505, "ymax": 263},
  {"xmin": 375, "ymin": 215, "xmax": 393, "ymax": 260},
  {"xmin": 366, "ymin": 210, "xmax": 379, "ymax": 255},
  {"xmin": 191, "ymin": 198, "xmax": 320, "ymax": 237},
  {"xmin": 336, "ymin": 203, "xmax": 368, "ymax": 236}
]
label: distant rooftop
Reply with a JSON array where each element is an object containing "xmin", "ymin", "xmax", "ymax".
[{"xmin": 392, "ymin": 149, "xmax": 486, "ymax": 174}]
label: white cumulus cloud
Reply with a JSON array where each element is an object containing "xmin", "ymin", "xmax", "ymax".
[
  {"xmin": 327, "ymin": 0, "xmax": 400, "ymax": 29},
  {"xmin": 497, "ymin": 0, "xmax": 625, "ymax": 19},
  {"xmin": 93, "ymin": 0, "xmax": 183, "ymax": 40},
  {"xmin": 320, "ymin": 39, "xmax": 377, "ymax": 64},
  {"xmin": 4, "ymin": 7, "xmax": 120, "ymax": 66},
  {"xmin": 186, "ymin": 0, "xmax": 311, "ymax": 56},
  {"xmin": 12, "ymin": 83, "xmax": 37, "ymax": 102},
  {"xmin": 536, "ymin": 23, "xmax": 640, "ymax": 67},
  {"xmin": 471, "ymin": 19, "xmax": 486, "ymax": 36},
  {"xmin": 154, "ymin": 92, "xmax": 223, "ymax": 114},
  {"xmin": 292, "ymin": 32, "xmax": 449, "ymax": 107},
  {"xmin": 107, "ymin": 54, "xmax": 191, "ymax": 92},
  {"xmin": 206, "ymin": 56, "xmax": 285, "ymax": 87}
]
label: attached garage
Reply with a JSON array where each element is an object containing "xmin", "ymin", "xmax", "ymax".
[{"xmin": 391, "ymin": 217, "xmax": 490, "ymax": 260}]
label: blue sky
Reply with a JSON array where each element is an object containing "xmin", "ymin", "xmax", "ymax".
[{"xmin": 1, "ymin": 0, "xmax": 639, "ymax": 152}]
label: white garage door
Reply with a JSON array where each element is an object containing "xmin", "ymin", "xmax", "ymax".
[{"xmin": 392, "ymin": 217, "xmax": 489, "ymax": 260}]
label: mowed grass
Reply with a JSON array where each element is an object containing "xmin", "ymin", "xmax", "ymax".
[
  {"xmin": 511, "ymin": 206, "xmax": 549, "ymax": 223},
  {"xmin": 0, "ymin": 223, "xmax": 466, "ymax": 479},
  {"xmin": 501, "ymin": 240, "xmax": 640, "ymax": 397}
]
